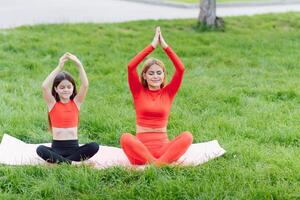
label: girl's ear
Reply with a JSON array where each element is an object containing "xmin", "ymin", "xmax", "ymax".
[
  {"xmin": 54, "ymin": 87, "xmax": 58, "ymax": 93},
  {"xmin": 143, "ymin": 72, "xmax": 147, "ymax": 80}
]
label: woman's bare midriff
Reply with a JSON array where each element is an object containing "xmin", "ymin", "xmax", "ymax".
[
  {"xmin": 52, "ymin": 127, "xmax": 78, "ymax": 140},
  {"xmin": 136, "ymin": 125, "xmax": 167, "ymax": 133}
]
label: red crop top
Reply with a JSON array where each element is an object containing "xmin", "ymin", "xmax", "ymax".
[
  {"xmin": 49, "ymin": 100, "xmax": 79, "ymax": 128},
  {"xmin": 127, "ymin": 44, "xmax": 185, "ymax": 128}
]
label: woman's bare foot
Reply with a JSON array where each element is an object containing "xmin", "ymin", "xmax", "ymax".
[{"xmin": 154, "ymin": 159, "xmax": 169, "ymax": 167}]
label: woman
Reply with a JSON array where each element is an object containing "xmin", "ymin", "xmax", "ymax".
[
  {"xmin": 120, "ymin": 27, "xmax": 193, "ymax": 166},
  {"xmin": 36, "ymin": 52, "xmax": 99, "ymax": 165}
]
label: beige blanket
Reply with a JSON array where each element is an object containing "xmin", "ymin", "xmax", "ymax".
[{"xmin": 0, "ymin": 134, "xmax": 226, "ymax": 169}]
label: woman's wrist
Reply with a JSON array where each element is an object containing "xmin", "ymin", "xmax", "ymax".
[{"xmin": 151, "ymin": 42, "xmax": 157, "ymax": 48}]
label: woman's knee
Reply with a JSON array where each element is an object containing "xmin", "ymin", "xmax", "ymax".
[
  {"xmin": 181, "ymin": 131, "xmax": 193, "ymax": 144},
  {"xmin": 120, "ymin": 133, "xmax": 134, "ymax": 146}
]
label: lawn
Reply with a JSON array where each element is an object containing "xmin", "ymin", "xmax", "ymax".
[{"xmin": 0, "ymin": 13, "xmax": 300, "ymax": 199}]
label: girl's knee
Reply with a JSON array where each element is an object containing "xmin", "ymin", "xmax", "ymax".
[
  {"xmin": 36, "ymin": 145, "xmax": 47, "ymax": 156},
  {"xmin": 87, "ymin": 142, "xmax": 99, "ymax": 154}
]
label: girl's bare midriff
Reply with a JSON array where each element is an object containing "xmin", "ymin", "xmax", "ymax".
[{"xmin": 52, "ymin": 127, "xmax": 78, "ymax": 140}]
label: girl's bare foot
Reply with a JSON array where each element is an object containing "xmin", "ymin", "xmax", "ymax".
[{"xmin": 71, "ymin": 160, "xmax": 96, "ymax": 167}]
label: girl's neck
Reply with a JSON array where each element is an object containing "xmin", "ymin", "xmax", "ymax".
[{"xmin": 59, "ymin": 98, "xmax": 70, "ymax": 104}]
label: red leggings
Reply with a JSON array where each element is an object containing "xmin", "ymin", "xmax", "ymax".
[{"xmin": 120, "ymin": 131, "xmax": 193, "ymax": 165}]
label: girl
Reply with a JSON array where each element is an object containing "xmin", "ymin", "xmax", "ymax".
[
  {"xmin": 37, "ymin": 53, "xmax": 99, "ymax": 165},
  {"xmin": 120, "ymin": 27, "xmax": 193, "ymax": 166}
]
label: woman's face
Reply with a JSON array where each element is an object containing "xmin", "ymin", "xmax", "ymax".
[
  {"xmin": 54, "ymin": 79, "xmax": 74, "ymax": 101},
  {"xmin": 143, "ymin": 64, "xmax": 164, "ymax": 90}
]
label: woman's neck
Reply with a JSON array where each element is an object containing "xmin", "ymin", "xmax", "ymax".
[{"xmin": 148, "ymin": 86, "xmax": 160, "ymax": 91}]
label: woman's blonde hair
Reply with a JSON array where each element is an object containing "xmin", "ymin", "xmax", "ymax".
[{"xmin": 140, "ymin": 58, "xmax": 166, "ymax": 88}]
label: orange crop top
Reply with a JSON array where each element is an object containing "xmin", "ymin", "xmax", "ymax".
[
  {"xmin": 49, "ymin": 100, "xmax": 79, "ymax": 128},
  {"xmin": 127, "ymin": 44, "xmax": 185, "ymax": 128}
]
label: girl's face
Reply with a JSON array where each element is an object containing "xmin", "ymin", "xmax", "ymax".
[
  {"xmin": 54, "ymin": 80, "xmax": 74, "ymax": 101},
  {"xmin": 143, "ymin": 64, "xmax": 164, "ymax": 90}
]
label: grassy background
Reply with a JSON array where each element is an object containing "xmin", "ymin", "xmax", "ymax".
[{"xmin": 0, "ymin": 13, "xmax": 300, "ymax": 199}]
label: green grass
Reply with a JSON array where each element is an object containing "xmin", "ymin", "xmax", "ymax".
[{"xmin": 1, "ymin": 13, "xmax": 300, "ymax": 199}]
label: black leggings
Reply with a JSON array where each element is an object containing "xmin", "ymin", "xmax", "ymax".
[{"xmin": 36, "ymin": 140, "xmax": 99, "ymax": 164}]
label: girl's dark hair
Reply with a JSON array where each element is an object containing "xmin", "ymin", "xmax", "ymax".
[
  {"xmin": 48, "ymin": 71, "xmax": 77, "ymax": 131},
  {"xmin": 51, "ymin": 71, "xmax": 77, "ymax": 101}
]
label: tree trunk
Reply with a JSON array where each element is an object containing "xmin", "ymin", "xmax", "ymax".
[{"xmin": 198, "ymin": 0, "xmax": 224, "ymax": 28}]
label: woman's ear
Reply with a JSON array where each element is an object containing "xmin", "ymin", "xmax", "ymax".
[{"xmin": 143, "ymin": 72, "xmax": 147, "ymax": 80}]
